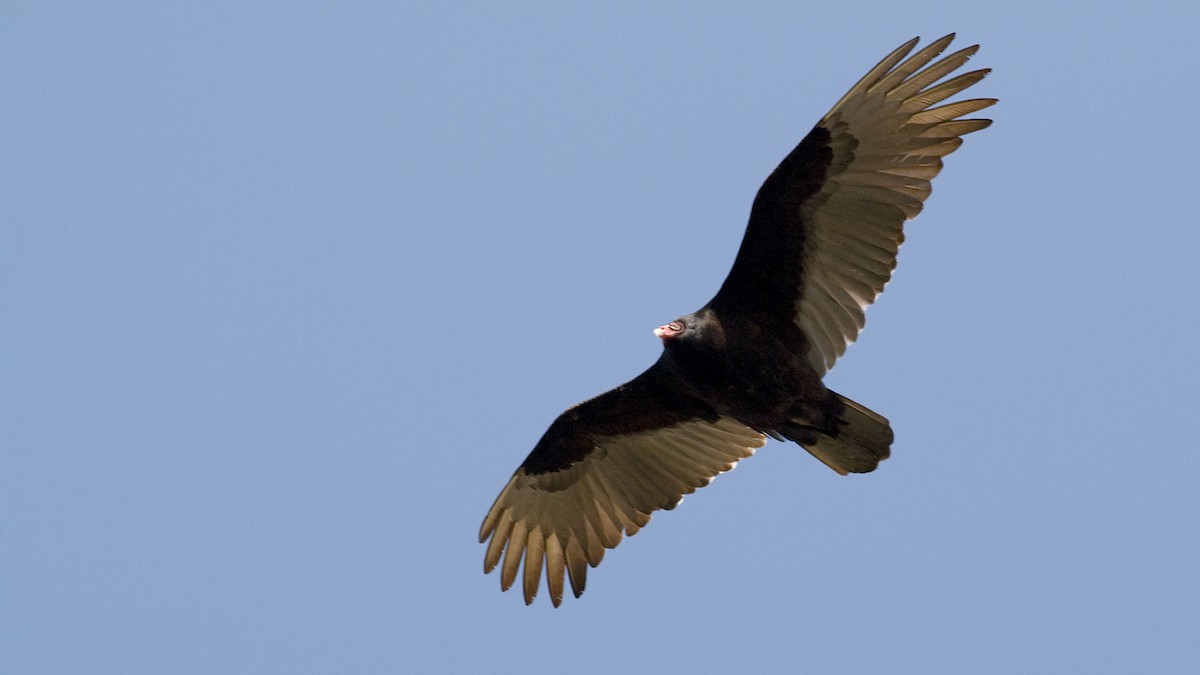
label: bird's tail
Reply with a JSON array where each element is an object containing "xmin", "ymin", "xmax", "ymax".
[{"xmin": 774, "ymin": 392, "xmax": 893, "ymax": 475}]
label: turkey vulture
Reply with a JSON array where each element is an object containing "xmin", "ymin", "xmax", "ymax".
[{"xmin": 481, "ymin": 34, "xmax": 995, "ymax": 606}]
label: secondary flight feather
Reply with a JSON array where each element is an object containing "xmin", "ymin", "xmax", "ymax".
[{"xmin": 481, "ymin": 34, "xmax": 995, "ymax": 606}]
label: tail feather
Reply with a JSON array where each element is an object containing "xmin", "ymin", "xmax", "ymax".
[{"xmin": 777, "ymin": 392, "xmax": 893, "ymax": 475}]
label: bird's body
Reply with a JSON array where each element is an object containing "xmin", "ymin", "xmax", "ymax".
[
  {"xmin": 656, "ymin": 309, "xmax": 837, "ymax": 437},
  {"xmin": 481, "ymin": 34, "xmax": 995, "ymax": 606}
]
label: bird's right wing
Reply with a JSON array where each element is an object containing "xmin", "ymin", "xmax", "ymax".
[
  {"xmin": 712, "ymin": 34, "xmax": 995, "ymax": 375},
  {"xmin": 479, "ymin": 364, "xmax": 766, "ymax": 607}
]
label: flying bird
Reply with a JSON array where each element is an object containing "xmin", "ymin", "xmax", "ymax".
[{"xmin": 480, "ymin": 34, "xmax": 995, "ymax": 606}]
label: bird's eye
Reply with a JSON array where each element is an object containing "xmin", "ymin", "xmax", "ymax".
[{"xmin": 670, "ymin": 321, "xmax": 685, "ymax": 332}]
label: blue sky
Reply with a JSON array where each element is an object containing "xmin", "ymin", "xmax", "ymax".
[{"xmin": 4, "ymin": 2, "xmax": 1198, "ymax": 673}]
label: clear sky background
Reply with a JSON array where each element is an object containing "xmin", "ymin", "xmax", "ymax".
[{"xmin": 4, "ymin": 2, "xmax": 1198, "ymax": 673}]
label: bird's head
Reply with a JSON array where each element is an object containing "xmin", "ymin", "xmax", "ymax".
[
  {"xmin": 654, "ymin": 310, "xmax": 725, "ymax": 349},
  {"xmin": 654, "ymin": 319, "xmax": 687, "ymax": 341}
]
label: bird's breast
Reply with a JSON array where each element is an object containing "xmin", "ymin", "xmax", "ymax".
[{"xmin": 666, "ymin": 333, "xmax": 826, "ymax": 428}]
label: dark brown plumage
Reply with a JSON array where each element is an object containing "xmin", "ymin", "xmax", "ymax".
[{"xmin": 481, "ymin": 34, "xmax": 995, "ymax": 606}]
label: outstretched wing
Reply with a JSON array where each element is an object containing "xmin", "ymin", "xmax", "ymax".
[
  {"xmin": 711, "ymin": 34, "xmax": 996, "ymax": 374},
  {"xmin": 479, "ymin": 362, "xmax": 766, "ymax": 606}
]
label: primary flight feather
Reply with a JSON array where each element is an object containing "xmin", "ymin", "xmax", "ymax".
[{"xmin": 481, "ymin": 34, "xmax": 995, "ymax": 606}]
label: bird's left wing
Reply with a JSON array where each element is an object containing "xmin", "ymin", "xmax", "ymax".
[
  {"xmin": 711, "ymin": 34, "xmax": 995, "ymax": 374},
  {"xmin": 480, "ymin": 363, "xmax": 766, "ymax": 606}
]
